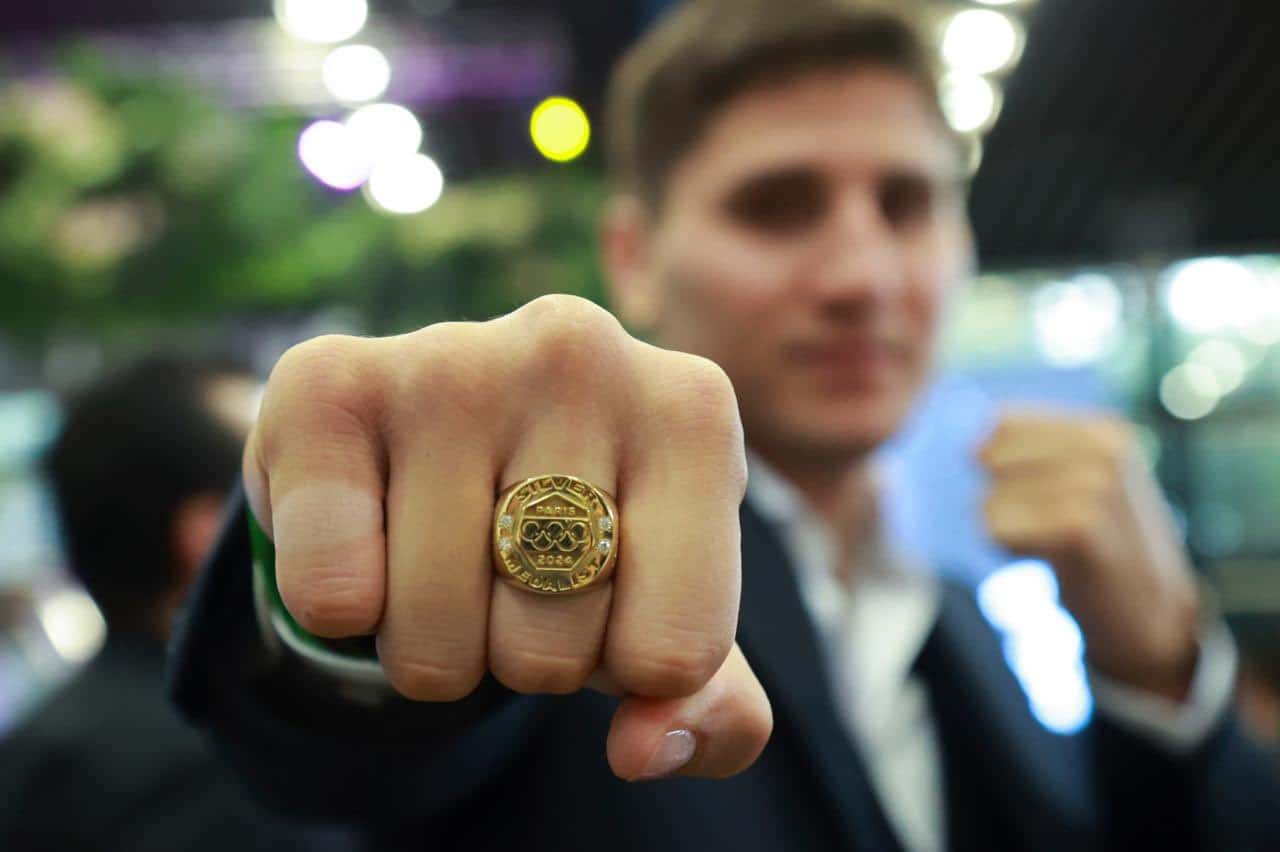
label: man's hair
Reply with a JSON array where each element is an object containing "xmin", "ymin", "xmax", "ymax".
[
  {"xmin": 45, "ymin": 355, "xmax": 249, "ymax": 629},
  {"xmin": 606, "ymin": 0, "xmax": 948, "ymax": 209}
]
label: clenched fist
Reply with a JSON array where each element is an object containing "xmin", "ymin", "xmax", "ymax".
[
  {"xmin": 981, "ymin": 412, "xmax": 1203, "ymax": 700},
  {"xmin": 243, "ymin": 295, "xmax": 772, "ymax": 780}
]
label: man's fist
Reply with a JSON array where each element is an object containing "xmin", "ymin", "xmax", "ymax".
[
  {"xmin": 980, "ymin": 412, "xmax": 1202, "ymax": 700},
  {"xmin": 243, "ymin": 295, "xmax": 771, "ymax": 780}
]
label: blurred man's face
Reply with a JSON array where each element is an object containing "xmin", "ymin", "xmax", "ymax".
[{"xmin": 606, "ymin": 67, "xmax": 974, "ymax": 469}]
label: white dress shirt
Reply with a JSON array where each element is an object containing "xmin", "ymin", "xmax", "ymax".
[{"xmin": 744, "ymin": 454, "xmax": 1238, "ymax": 852}]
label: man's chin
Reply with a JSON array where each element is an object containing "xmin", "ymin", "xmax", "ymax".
[{"xmin": 750, "ymin": 418, "xmax": 900, "ymax": 470}]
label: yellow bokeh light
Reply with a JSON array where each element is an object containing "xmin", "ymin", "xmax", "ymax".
[{"xmin": 530, "ymin": 97, "xmax": 591, "ymax": 163}]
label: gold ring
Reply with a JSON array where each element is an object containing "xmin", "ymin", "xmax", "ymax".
[{"xmin": 493, "ymin": 474, "xmax": 619, "ymax": 595}]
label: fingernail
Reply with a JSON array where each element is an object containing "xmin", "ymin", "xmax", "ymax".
[{"xmin": 638, "ymin": 730, "xmax": 697, "ymax": 780}]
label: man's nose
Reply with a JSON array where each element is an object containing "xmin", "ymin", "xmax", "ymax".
[{"xmin": 807, "ymin": 189, "xmax": 906, "ymax": 302}]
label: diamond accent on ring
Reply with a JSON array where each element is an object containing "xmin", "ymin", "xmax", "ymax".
[
  {"xmin": 498, "ymin": 514, "xmax": 514, "ymax": 530},
  {"xmin": 598, "ymin": 516, "xmax": 613, "ymax": 533},
  {"xmin": 597, "ymin": 539, "xmax": 611, "ymax": 554},
  {"xmin": 499, "ymin": 537, "xmax": 514, "ymax": 553}
]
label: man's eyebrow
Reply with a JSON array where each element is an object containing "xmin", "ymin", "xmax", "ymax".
[{"xmin": 726, "ymin": 163, "xmax": 821, "ymax": 185}]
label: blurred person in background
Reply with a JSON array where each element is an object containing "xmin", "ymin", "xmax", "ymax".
[
  {"xmin": 171, "ymin": 1, "xmax": 1280, "ymax": 850},
  {"xmin": 1228, "ymin": 602, "xmax": 1280, "ymax": 757},
  {"xmin": 1237, "ymin": 650, "xmax": 1280, "ymax": 752},
  {"xmin": 0, "ymin": 356, "xmax": 327, "ymax": 851}
]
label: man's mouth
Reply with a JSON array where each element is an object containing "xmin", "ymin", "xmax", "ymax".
[{"xmin": 787, "ymin": 338, "xmax": 901, "ymax": 373}]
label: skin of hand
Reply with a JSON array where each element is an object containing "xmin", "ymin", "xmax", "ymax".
[
  {"xmin": 243, "ymin": 294, "xmax": 772, "ymax": 782},
  {"xmin": 980, "ymin": 412, "xmax": 1203, "ymax": 701}
]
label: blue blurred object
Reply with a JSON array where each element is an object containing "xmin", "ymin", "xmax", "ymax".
[
  {"xmin": 879, "ymin": 365, "xmax": 1113, "ymax": 584},
  {"xmin": 877, "ymin": 365, "xmax": 1113, "ymax": 734}
]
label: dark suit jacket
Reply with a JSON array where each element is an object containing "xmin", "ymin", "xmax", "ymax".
[
  {"xmin": 0, "ymin": 631, "xmax": 332, "ymax": 852},
  {"xmin": 169, "ymin": 490, "xmax": 1280, "ymax": 851}
]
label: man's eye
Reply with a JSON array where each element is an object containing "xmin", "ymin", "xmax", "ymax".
[
  {"xmin": 723, "ymin": 171, "xmax": 828, "ymax": 234},
  {"xmin": 878, "ymin": 174, "xmax": 937, "ymax": 229}
]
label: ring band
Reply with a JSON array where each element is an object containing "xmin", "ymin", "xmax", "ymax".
[{"xmin": 493, "ymin": 474, "xmax": 619, "ymax": 595}]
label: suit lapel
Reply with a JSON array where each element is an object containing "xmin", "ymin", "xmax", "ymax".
[
  {"xmin": 736, "ymin": 503, "xmax": 904, "ymax": 852},
  {"xmin": 923, "ymin": 585, "xmax": 1097, "ymax": 850}
]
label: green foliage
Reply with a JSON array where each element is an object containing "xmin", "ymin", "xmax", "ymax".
[{"xmin": 0, "ymin": 47, "xmax": 607, "ymax": 347}]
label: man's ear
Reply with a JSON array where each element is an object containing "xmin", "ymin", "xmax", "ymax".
[{"xmin": 601, "ymin": 195, "xmax": 662, "ymax": 332}]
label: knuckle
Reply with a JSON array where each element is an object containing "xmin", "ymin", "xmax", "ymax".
[
  {"xmin": 272, "ymin": 335, "xmax": 368, "ymax": 398},
  {"xmin": 490, "ymin": 646, "xmax": 594, "ymax": 696},
  {"xmin": 663, "ymin": 356, "xmax": 740, "ymax": 430},
  {"xmin": 380, "ymin": 650, "xmax": 484, "ymax": 703},
  {"xmin": 658, "ymin": 355, "xmax": 742, "ymax": 431},
  {"xmin": 613, "ymin": 637, "xmax": 728, "ymax": 698},
  {"xmin": 520, "ymin": 293, "xmax": 623, "ymax": 335},
  {"xmin": 280, "ymin": 569, "xmax": 382, "ymax": 638},
  {"xmin": 264, "ymin": 335, "xmax": 378, "ymax": 439},
  {"xmin": 516, "ymin": 295, "xmax": 627, "ymax": 377},
  {"xmin": 658, "ymin": 356, "xmax": 747, "ymax": 491}
]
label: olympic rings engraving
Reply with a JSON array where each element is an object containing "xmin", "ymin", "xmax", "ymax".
[{"xmin": 520, "ymin": 519, "xmax": 590, "ymax": 553}]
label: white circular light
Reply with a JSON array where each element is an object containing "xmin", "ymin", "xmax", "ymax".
[
  {"xmin": 1164, "ymin": 257, "xmax": 1259, "ymax": 335},
  {"xmin": 1187, "ymin": 339, "xmax": 1247, "ymax": 395},
  {"xmin": 39, "ymin": 589, "xmax": 107, "ymax": 663},
  {"xmin": 1160, "ymin": 363, "xmax": 1222, "ymax": 420},
  {"xmin": 940, "ymin": 72, "xmax": 1001, "ymax": 134},
  {"xmin": 978, "ymin": 559, "xmax": 1060, "ymax": 634},
  {"xmin": 366, "ymin": 153, "xmax": 444, "ymax": 214},
  {"xmin": 1239, "ymin": 271, "xmax": 1280, "ymax": 346},
  {"xmin": 297, "ymin": 120, "xmax": 370, "ymax": 190},
  {"xmin": 322, "ymin": 44, "xmax": 391, "ymax": 104},
  {"xmin": 942, "ymin": 9, "xmax": 1021, "ymax": 75},
  {"xmin": 1032, "ymin": 274, "xmax": 1122, "ymax": 367},
  {"xmin": 274, "ymin": 0, "xmax": 368, "ymax": 44},
  {"xmin": 345, "ymin": 103, "xmax": 423, "ymax": 164}
]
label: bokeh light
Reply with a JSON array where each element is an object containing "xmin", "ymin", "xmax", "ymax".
[
  {"xmin": 345, "ymin": 102, "xmax": 423, "ymax": 163},
  {"xmin": 1032, "ymin": 274, "xmax": 1122, "ymax": 367},
  {"xmin": 941, "ymin": 9, "xmax": 1022, "ymax": 75},
  {"xmin": 530, "ymin": 97, "xmax": 591, "ymax": 163},
  {"xmin": 940, "ymin": 72, "xmax": 1002, "ymax": 134},
  {"xmin": 365, "ymin": 153, "xmax": 444, "ymax": 214},
  {"xmin": 1160, "ymin": 362, "xmax": 1222, "ymax": 420},
  {"xmin": 1237, "ymin": 269, "xmax": 1280, "ymax": 346},
  {"xmin": 1164, "ymin": 256, "xmax": 1259, "ymax": 334},
  {"xmin": 297, "ymin": 119, "xmax": 370, "ymax": 190},
  {"xmin": 274, "ymin": 0, "xmax": 369, "ymax": 44},
  {"xmin": 38, "ymin": 589, "xmax": 107, "ymax": 663},
  {"xmin": 1187, "ymin": 339, "xmax": 1248, "ymax": 395},
  {"xmin": 322, "ymin": 44, "xmax": 391, "ymax": 104}
]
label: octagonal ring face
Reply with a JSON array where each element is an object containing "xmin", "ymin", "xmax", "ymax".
[{"xmin": 493, "ymin": 475, "xmax": 618, "ymax": 595}]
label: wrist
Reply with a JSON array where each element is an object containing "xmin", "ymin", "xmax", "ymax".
[{"xmin": 1089, "ymin": 644, "xmax": 1199, "ymax": 702}]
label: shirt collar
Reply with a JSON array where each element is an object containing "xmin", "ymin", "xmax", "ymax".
[
  {"xmin": 744, "ymin": 451, "xmax": 912, "ymax": 582},
  {"xmin": 744, "ymin": 451, "xmax": 808, "ymax": 528},
  {"xmin": 744, "ymin": 450, "xmax": 942, "ymax": 748}
]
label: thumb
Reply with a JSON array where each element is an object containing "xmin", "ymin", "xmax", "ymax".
[{"xmin": 604, "ymin": 643, "xmax": 772, "ymax": 781}]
